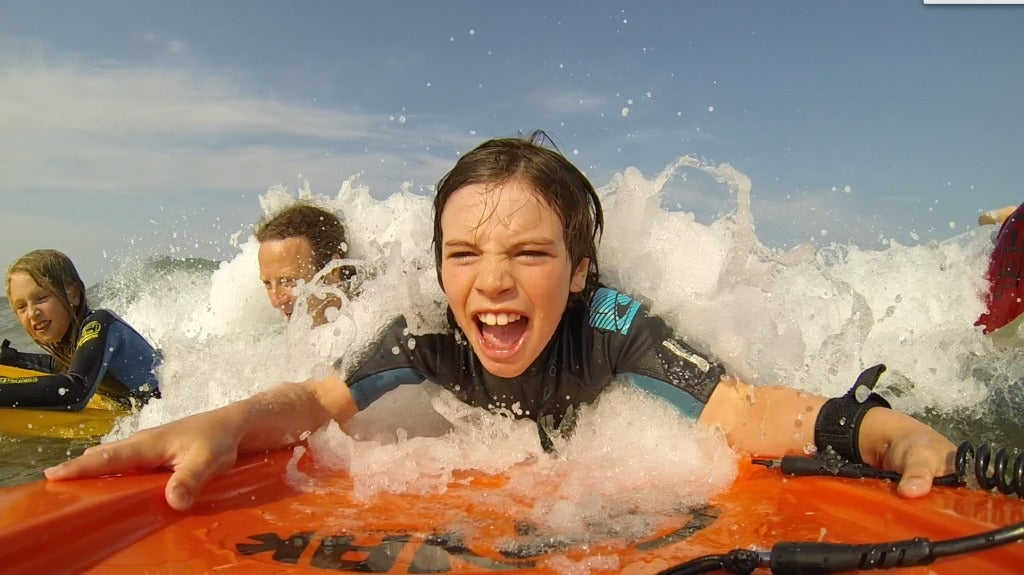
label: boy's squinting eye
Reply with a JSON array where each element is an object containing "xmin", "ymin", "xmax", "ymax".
[
  {"xmin": 445, "ymin": 250, "xmax": 477, "ymax": 261},
  {"xmin": 262, "ymin": 278, "xmax": 299, "ymax": 289},
  {"xmin": 514, "ymin": 248, "xmax": 554, "ymax": 261}
]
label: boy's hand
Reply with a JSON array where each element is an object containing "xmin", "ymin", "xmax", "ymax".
[
  {"xmin": 45, "ymin": 411, "xmax": 243, "ymax": 511},
  {"xmin": 859, "ymin": 408, "xmax": 956, "ymax": 498}
]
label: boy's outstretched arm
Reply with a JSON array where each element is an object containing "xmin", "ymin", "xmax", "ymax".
[
  {"xmin": 699, "ymin": 376, "xmax": 955, "ymax": 498},
  {"xmin": 44, "ymin": 372, "xmax": 357, "ymax": 511}
]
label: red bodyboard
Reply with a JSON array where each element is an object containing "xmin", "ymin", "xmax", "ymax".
[{"xmin": 977, "ymin": 203, "xmax": 1024, "ymax": 333}]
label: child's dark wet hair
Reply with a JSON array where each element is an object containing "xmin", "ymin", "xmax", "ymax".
[{"xmin": 431, "ymin": 131, "xmax": 604, "ymax": 299}]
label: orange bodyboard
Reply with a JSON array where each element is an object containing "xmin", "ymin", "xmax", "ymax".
[{"xmin": 0, "ymin": 448, "xmax": 1022, "ymax": 574}]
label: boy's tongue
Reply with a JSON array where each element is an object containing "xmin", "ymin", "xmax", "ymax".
[{"xmin": 480, "ymin": 320, "xmax": 527, "ymax": 350}]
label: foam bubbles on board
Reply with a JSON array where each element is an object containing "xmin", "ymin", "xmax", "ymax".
[{"xmin": 298, "ymin": 382, "xmax": 737, "ymax": 546}]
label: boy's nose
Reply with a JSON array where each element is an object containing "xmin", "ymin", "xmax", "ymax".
[
  {"xmin": 268, "ymin": 286, "xmax": 293, "ymax": 307},
  {"xmin": 475, "ymin": 258, "xmax": 514, "ymax": 296}
]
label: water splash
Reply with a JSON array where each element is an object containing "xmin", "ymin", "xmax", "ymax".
[{"xmin": 3, "ymin": 153, "xmax": 1022, "ymax": 488}]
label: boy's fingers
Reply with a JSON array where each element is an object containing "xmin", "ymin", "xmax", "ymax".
[
  {"xmin": 895, "ymin": 448, "xmax": 939, "ymax": 499},
  {"xmin": 163, "ymin": 451, "xmax": 237, "ymax": 511},
  {"xmin": 44, "ymin": 440, "xmax": 165, "ymax": 480}
]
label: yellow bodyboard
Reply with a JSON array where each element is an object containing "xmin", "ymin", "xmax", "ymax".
[{"xmin": 0, "ymin": 365, "xmax": 125, "ymax": 439}]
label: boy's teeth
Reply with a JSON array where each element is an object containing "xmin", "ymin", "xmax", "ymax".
[{"xmin": 478, "ymin": 312, "xmax": 521, "ymax": 326}]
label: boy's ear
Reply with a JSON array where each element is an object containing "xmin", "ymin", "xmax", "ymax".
[
  {"xmin": 569, "ymin": 258, "xmax": 590, "ymax": 293},
  {"xmin": 324, "ymin": 253, "xmax": 344, "ymax": 283}
]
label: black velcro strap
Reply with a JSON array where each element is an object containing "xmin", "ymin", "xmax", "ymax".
[
  {"xmin": 814, "ymin": 364, "xmax": 892, "ymax": 464},
  {"xmin": 0, "ymin": 339, "xmax": 15, "ymax": 363}
]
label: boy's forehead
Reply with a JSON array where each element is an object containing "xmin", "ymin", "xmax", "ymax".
[
  {"xmin": 258, "ymin": 238, "xmax": 317, "ymax": 272},
  {"xmin": 444, "ymin": 182, "xmax": 559, "ymax": 227},
  {"xmin": 444, "ymin": 196, "xmax": 562, "ymax": 249}
]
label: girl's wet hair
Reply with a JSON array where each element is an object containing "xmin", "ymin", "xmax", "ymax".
[
  {"xmin": 5, "ymin": 249, "xmax": 88, "ymax": 371},
  {"xmin": 432, "ymin": 130, "xmax": 604, "ymax": 299}
]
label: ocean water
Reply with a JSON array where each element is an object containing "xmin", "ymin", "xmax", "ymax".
[{"xmin": 1, "ymin": 160, "xmax": 1022, "ymax": 494}]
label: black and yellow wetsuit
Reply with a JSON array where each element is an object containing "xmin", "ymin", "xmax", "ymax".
[
  {"xmin": 343, "ymin": 286, "xmax": 725, "ymax": 440},
  {"xmin": 0, "ymin": 309, "xmax": 160, "ymax": 410}
]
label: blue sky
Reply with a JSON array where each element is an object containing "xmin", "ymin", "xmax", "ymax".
[{"xmin": 1, "ymin": 1, "xmax": 1022, "ymax": 284}]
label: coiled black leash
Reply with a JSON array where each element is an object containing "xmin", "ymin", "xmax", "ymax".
[
  {"xmin": 956, "ymin": 441, "xmax": 1024, "ymax": 498},
  {"xmin": 753, "ymin": 440, "xmax": 1024, "ymax": 496},
  {"xmin": 656, "ymin": 362, "xmax": 1024, "ymax": 574},
  {"xmin": 657, "ymin": 443, "xmax": 1024, "ymax": 575},
  {"xmin": 749, "ymin": 455, "xmax": 963, "ymax": 487},
  {"xmin": 655, "ymin": 521, "xmax": 1024, "ymax": 575}
]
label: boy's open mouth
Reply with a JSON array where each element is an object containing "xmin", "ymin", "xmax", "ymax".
[{"xmin": 476, "ymin": 312, "xmax": 528, "ymax": 353}]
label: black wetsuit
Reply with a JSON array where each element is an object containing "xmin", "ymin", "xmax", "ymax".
[
  {"xmin": 345, "ymin": 286, "xmax": 725, "ymax": 440},
  {"xmin": 0, "ymin": 309, "xmax": 160, "ymax": 410}
]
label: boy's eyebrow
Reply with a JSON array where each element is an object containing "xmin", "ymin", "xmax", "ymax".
[
  {"xmin": 511, "ymin": 237, "xmax": 559, "ymax": 248},
  {"xmin": 442, "ymin": 239, "xmax": 477, "ymax": 249}
]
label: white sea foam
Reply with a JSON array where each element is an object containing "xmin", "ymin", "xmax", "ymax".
[{"xmin": 294, "ymin": 383, "xmax": 736, "ymax": 545}]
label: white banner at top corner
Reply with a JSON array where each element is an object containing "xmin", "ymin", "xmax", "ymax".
[{"xmin": 924, "ymin": 0, "xmax": 1024, "ymax": 4}]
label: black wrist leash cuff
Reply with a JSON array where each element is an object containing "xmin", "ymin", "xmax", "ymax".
[{"xmin": 813, "ymin": 364, "xmax": 892, "ymax": 464}]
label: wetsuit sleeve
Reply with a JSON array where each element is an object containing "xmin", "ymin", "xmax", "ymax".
[
  {"xmin": 0, "ymin": 310, "xmax": 155, "ymax": 410},
  {"xmin": 95, "ymin": 312, "xmax": 161, "ymax": 400},
  {"xmin": 0, "ymin": 339, "xmax": 59, "ymax": 373},
  {"xmin": 341, "ymin": 316, "xmax": 441, "ymax": 411},
  {"xmin": 593, "ymin": 287, "xmax": 726, "ymax": 419}
]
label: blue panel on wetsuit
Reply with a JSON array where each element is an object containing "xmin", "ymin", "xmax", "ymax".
[
  {"xmin": 620, "ymin": 372, "xmax": 705, "ymax": 420},
  {"xmin": 348, "ymin": 367, "xmax": 424, "ymax": 410},
  {"xmin": 589, "ymin": 287, "xmax": 642, "ymax": 335}
]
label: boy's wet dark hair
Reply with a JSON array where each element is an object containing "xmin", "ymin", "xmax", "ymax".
[
  {"xmin": 255, "ymin": 203, "xmax": 354, "ymax": 280},
  {"xmin": 431, "ymin": 131, "xmax": 604, "ymax": 299}
]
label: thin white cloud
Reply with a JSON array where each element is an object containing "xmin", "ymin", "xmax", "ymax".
[
  {"xmin": 0, "ymin": 48, "xmax": 467, "ymax": 200},
  {"xmin": 165, "ymin": 40, "xmax": 185, "ymax": 54},
  {"xmin": 1, "ymin": 62, "xmax": 369, "ymax": 140},
  {"xmin": 0, "ymin": 45, "xmax": 480, "ymax": 281}
]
